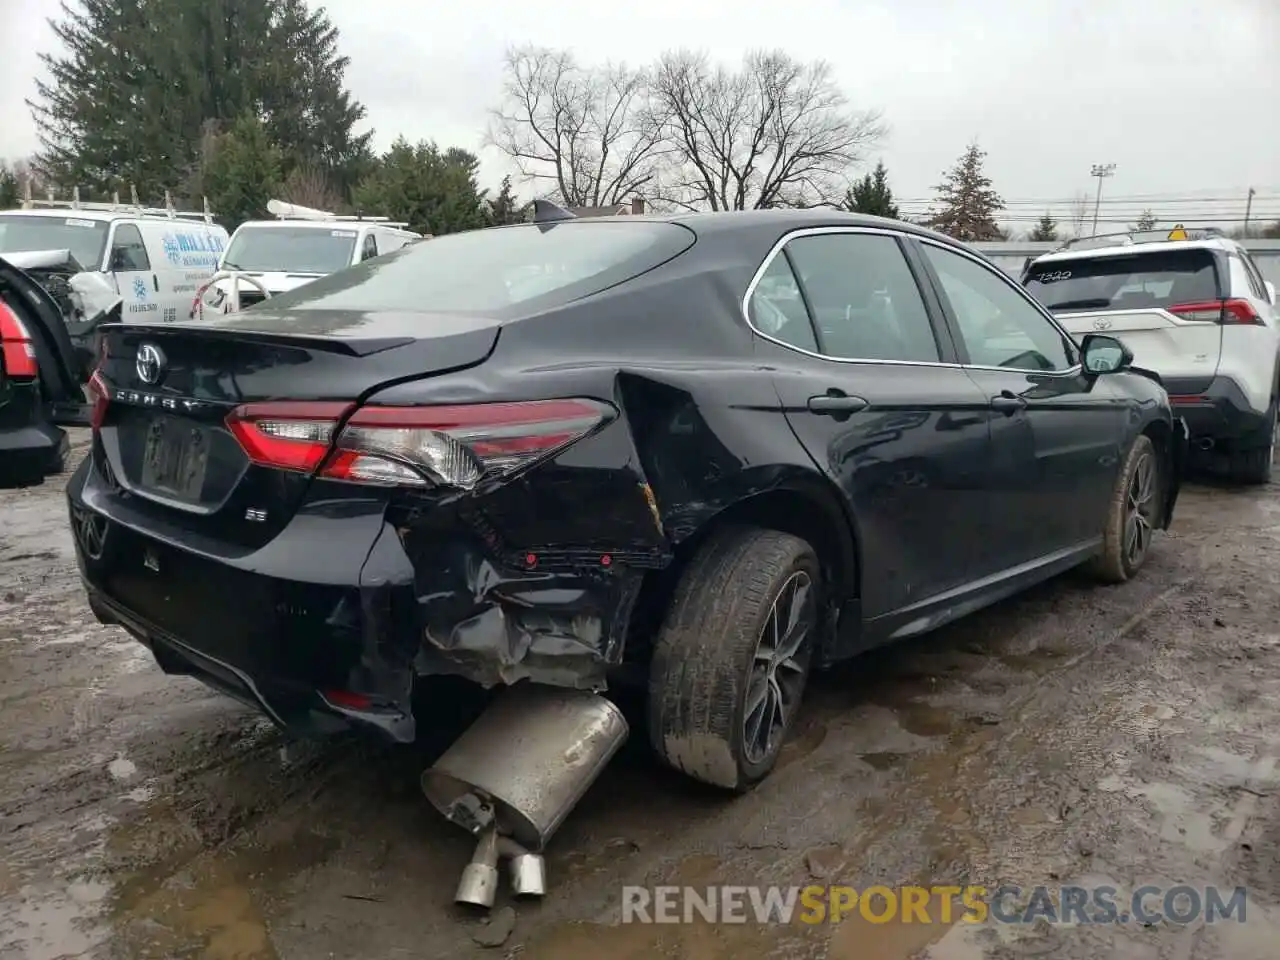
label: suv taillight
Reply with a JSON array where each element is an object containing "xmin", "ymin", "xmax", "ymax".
[
  {"xmin": 225, "ymin": 398, "xmax": 614, "ymax": 490},
  {"xmin": 1169, "ymin": 299, "xmax": 1263, "ymax": 325},
  {"xmin": 0, "ymin": 301, "xmax": 39, "ymax": 380}
]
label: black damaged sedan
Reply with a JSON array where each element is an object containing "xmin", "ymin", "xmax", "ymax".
[{"xmin": 67, "ymin": 209, "xmax": 1186, "ymax": 790}]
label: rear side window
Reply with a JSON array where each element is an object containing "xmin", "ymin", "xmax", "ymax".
[
  {"xmin": 753, "ymin": 232, "xmax": 939, "ymax": 363},
  {"xmin": 268, "ymin": 221, "xmax": 696, "ymax": 317},
  {"xmin": 1024, "ymin": 249, "xmax": 1220, "ymax": 312}
]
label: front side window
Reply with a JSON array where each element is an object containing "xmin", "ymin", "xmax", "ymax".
[
  {"xmin": 924, "ymin": 243, "xmax": 1076, "ymax": 372},
  {"xmin": 779, "ymin": 233, "xmax": 939, "ymax": 363},
  {"xmin": 0, "ymin": 214, "xmax": 109, "ymax": 269},
  {"xmin": 109, "ymin": 223, "xmax": 150, "ymax": 271}
]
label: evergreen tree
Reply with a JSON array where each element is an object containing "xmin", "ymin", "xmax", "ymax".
[
  {"xmin": 204, "ymin": 114, "xmax": 282, "ymax": 227},
  {"xmin": 0, "ymin": 165, "xmax": 19, "ymax": 208},
  {"xmin": 29, "ymin": 0, "xmax": 369, "ymax": 203},
  {"xmin": 486, "ymin": 175, "xmax": 527, "ymax": 225},
  {"xmin": 354, "ymin": 139, "xmax": 489, "ymax": 236},
  {"xmin": 927, "ymin": 143, "xmax": 1005, "ymax": 241},
  {"xmin": 1133, "ymin": 210, "xmax": 1158, "ymax": 231},
  {"xmin": 841, "ymin": 161, "xmax": 899, "ymax": 219},
  {"xmin": 1029, "ymin": 212, "xmax": 1059, "ymax": 242}
]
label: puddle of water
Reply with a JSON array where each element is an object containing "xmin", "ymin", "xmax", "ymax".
[
  {"xmin": 862, "ymin": 752, "xmax": 905, "ymax": 771},
  {"xmin": 828, "ymin": 911, "xmax": 956, "ymax": 960},
  {"xmin": 519, "ymin": 917, "xmax": 816, "ymax": 960}
]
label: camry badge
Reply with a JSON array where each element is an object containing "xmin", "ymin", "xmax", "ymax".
[{"xmin": 136, "ymin": 342, "xmax": 166, "ymax": 385}]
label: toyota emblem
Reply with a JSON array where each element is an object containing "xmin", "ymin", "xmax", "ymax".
[
  {"xmin": 135, "ymin": 342, "xmax": 166, "ymax": 385},
  {"xmin": 1092, "ymin": 317, "xmax": 1113, "ymax": 331}
]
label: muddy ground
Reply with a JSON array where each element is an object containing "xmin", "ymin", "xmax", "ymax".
[{"xmin": 3, "ymin": 431, "xmax": 1280, "ymax": 959}]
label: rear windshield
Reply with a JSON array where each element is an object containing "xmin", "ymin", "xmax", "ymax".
[
  {"xmin": 0, "ymin": 214, "xmax": 109, "ymax": 269},
  {"xmin": 262, "ymin": 221, "xmax": 696, "ymax": 317},
  {"xmin": 222, "ymin": 226, "xmax": 357, "ymax": 275},
  {"xmin": 1024, "ymin": 249, "xmax": 1221, "ymax": 313}
]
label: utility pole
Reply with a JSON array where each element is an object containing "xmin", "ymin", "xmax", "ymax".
[
  {"xmin": 1090, "ymin": 163, "xmax": 1117, "ymax": 236},
  {"xmin": 1244, "ymin": 187, "xmax": 1256, "ymax": 237}
]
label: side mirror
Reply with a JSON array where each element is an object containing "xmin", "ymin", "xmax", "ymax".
[
  {"xmin": 1266, "ymin": 280, "xmax": 1277, "ymax": 306},
  {"xmin": 1081, "ymin": 333, "xmax": 1132, "ymax": 375}
]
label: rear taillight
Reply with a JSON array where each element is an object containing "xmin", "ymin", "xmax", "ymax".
[
  {"xmin": 225, "ymin": 398, "xmax": 613, "ymax": 490},
  {"xmin": 0, "ymin": 301, "xmax": 39, "ymax": 380},
  {"xmin": 1169, "ymin": 299, "xmax": 1263, "ymax": 325},
  {"xmin": 86, "ymin": 371, "xmax": 111, "ymax": 430}
]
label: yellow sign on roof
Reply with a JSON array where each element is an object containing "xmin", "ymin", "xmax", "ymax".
[{"xmin": 1167, "ymin": 224, "xmax": 1188, "ymax": 241}]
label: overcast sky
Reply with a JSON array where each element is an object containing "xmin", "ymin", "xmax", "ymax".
[{"xmin": 2, "ymin": 0, "xmax": 1277, "ymax": 228}]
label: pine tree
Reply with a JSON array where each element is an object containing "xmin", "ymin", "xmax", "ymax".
[
  {"xmin": 486, "ymin": 175, "xmax": 526, "ymax": 225},
  {"xmin": 354, "ymin": 140, "xmax": 490, "ymax": 236},
  {"xmin": 1133, "ymin": 210, "xmax": 1158, "ymax": 231},
  {"xmin": 1029, "ymin": 212, "xmax": 1058, "ymax": 242},
  {"xmin": 0, "ymin": 165, "xmax": 19, "ymax": 208},
  {"xmin": 204, "ymin": 114, "xmax": 282, "ymax": 227},
  {"xmin": 927, "ymin": 143, "xmax": 1005, "ymax": 241},
  {"xmin": 841, "ymin": 161, "xmax": 899, "ymax": 219},
  {"xmin": 28, "ymin": 0, "xmax": 369, "ymax": 203}
]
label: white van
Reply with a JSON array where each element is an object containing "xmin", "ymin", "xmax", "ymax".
[
  {"xmin": 0, "ymin": 193, "xmax": 229, "ymax": 324},
  {"xmin": 197, "ymin": 200, "xmax": 422, "ymax": 315}
]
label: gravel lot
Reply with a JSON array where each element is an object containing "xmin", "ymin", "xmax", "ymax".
[{"xmin": 3, "ymin": 430, "xmax": 1280, "ymax": 959}]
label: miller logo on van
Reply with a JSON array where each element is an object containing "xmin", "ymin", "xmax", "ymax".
[{"xmin": 161, "ymin": 230, "xmax": 225, "ymax": 269}]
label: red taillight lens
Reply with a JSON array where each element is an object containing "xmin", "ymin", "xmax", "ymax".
[
  {"xmin": 224, "ymin": 398, "xmax": 613, "ymax": 490},
  {"xmin": 0, "ymin": 300, "xmax": 39, "ymax": 380},
  {"xmin": 1169, "ymin": 299, "xmax": 1262, "ymax": 325},
  {"xmin": 225, "ymin": 402, "xmax": 353, "ymax": 472},
  {"xmin": 86, "ymin": 370, "xmax": 111, "ymax": 430}
]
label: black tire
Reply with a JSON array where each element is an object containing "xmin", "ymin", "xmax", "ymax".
[
  {"xmin": 648, "ymin": 527, "xmax": 821, "ymax": 791},
  {"xmin": 1226, "ymin": 398, "xmax": 1276, "ymax": 485},
  {"xmin": 1087, "ymin": 434, "xmax": 1162, "ymax": 584}
]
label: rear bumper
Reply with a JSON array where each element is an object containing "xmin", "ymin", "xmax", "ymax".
[
  {"xmin": 66, "ymin": 454, "xmax": 644, "ymax": 743},
  {"xmin": 1164, "ymin": 376, "xmax": 1270, "ymax": 446}
]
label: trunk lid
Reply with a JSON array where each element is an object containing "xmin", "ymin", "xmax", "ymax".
[
  {"xmin": 1053, "ymin": 307, "xmax": 1223, "ymax": 383},
  {"xmin": 93, "ymin": 309, "xmax": 499, "ymax": 537}
]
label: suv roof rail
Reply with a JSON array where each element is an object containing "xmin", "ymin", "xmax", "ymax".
[
  {"xmin": 264, "ymin": 198, "xmax": 411, "ymax": 230},
  {"xmin": 19, "ymin": 181, "xmax": 215, "ymax": 223},
  {"xmin": 1053, "ymin": 224, "xmax": 1229, "ymax": 254}
]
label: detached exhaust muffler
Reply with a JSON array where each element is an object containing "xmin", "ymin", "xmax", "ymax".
[{"xmin": 422, "ymin": 683, "xmax": 629, "ymax": 908}]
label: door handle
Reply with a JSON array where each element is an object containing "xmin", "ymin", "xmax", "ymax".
[
  {"xmin": 807, "ymin": 392, "xmax": 868, "ymax": 415},
  {"xmin": 990, "ymin": 390, "xmax": 1027, "ymax": 415},
  {"xmin": 153, "ymin": 274, "xmax": 159, "ymax": 292}
]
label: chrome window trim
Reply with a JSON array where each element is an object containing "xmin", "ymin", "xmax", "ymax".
[
  {"xmin": 916, "ymin": 237, "xmax": 1085, "ymax": 377},
  {"xmin": 740, "ymin": 225, "xmax": 963, "ymax": 370}
]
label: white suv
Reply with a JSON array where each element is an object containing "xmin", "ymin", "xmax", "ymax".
[{"xmin": 1023, "ymin": 228, "xmax": 1279, "ymax": 483}]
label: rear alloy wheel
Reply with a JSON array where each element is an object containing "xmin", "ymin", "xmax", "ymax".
[
  {"xmin": 1227, "ymin": 398, "xmax": 1277, "ymax": 485},
  {"xmin": 648, "ymin": 528, "xmax": 820, "ymax": 791},
  {"xmin": 1088, "ymin": 434, "xmax": 1162, "ymax": 584}
]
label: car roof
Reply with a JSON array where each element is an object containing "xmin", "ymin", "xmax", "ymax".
[
  {"xmin": 1032, "ymin": 236, "xmax": 1242, "ymax": 265},
  {"xmin": 0, "ymin": 208, "xmax": 217, "ymax": 228},
  {"xmin": 555, "ymin": 208, "xmax": 964, "ymax": 245},
  {"xmin": 233, "ymin": 219, "xmax": 418, "ymax": 235}
]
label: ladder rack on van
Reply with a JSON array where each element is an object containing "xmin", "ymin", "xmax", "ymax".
[
  {"xmin": 20, "ymin": 182, "xmax": 215, "ymax": 223},
  {"xmin": 265, "ymin": 198, "xmax": 411, "ymax": 231}
]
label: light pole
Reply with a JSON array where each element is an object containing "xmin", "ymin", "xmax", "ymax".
[
  {"xmin": 1244, "ymin": 187, "xmax": 1256, "ymax": 237},
  {"xmin": 1090, "ymin": 163, "xmax": 1116, "ymax": 236}
]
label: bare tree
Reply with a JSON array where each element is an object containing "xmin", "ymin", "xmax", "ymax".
[
  {"xmin": 281, "ymin": 162, "xmax": 342, "ymax": 211},
  {"xmin": 648, "ymin": 49, "xmax": 884, "ymax": 211},
  {"xmin": 488, "ymin": 46, "xmax": 665, "ymax": 207},
  {"xmin": 1066, "ymin": 191, "xmax": 1090, "ymax": 238}
]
